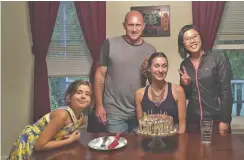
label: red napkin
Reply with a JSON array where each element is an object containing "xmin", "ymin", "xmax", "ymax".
[{"xmin": 107, "ymin": 133, "xmax": 121, "ymax": 149}]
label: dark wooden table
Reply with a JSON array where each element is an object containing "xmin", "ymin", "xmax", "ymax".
[{"xmin": 32, "ymin": 132, "xmax": 244, "ymax": 160}]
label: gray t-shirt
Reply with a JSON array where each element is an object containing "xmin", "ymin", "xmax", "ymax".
[{"xmin": 99, "ymin": 36, "xmax": 156, "ymax": 119}]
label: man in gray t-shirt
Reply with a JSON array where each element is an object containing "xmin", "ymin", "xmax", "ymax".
[{"xmin": 94, "ymin": 10, "xmax": 155, "ymax": 133}]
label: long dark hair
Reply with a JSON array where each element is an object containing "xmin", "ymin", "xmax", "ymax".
[{"xmin": 178, "ymin": 24, "xmax": 204, "ymax": 58}]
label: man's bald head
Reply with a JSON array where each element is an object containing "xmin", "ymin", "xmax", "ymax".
[
  {"xmin": 123, "ymin": 10, "xmax": 145, "ymax": 45},
  {"xmin": 124, "ymin": 10, "xmax": 144, "ymax": 24}
]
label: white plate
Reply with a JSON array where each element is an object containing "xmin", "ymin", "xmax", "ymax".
[{"xmin": 88, "ymin": 136, "xmax": 127, "ymax": 151}]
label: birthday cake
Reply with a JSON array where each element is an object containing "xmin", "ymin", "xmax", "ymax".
[{"xmin": 138, "ymin": 112, "xmax": 175, "ymax": 136}]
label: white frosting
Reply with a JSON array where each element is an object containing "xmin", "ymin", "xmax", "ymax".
[{"xmin": 138, "ymin": 114, "xmax": 174, "ymax": 136}]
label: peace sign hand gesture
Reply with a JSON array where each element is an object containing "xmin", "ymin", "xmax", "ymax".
[{"xmin": 178, "ymin": 66, "xmax": 191, "ymax": 86}]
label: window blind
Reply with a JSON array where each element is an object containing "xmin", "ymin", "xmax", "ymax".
[
  {"xmin": 47, "ymin": 1, "xmax": 92, "ymax": 77},
  {"xmin": 216, "ymin": 1, "xmax": 244, "ymax": 40}
]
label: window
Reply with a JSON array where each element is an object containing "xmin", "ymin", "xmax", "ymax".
[
  {"xmin": 47, "ymin": 1, "xmax": 92, "ymax": 112},
  {"xmin": 213, "ymin": 1, "xmax": 244, "ymax": 129}
]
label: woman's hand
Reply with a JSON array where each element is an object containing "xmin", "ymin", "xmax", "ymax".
[
  {"xmin": 64, "ymin": 130, "xmax": 81, "ymax": 143},
  {"xmin": 178, "ymin": 66, "xmax": 191, "ymax": 86},
  {"xmin": 219, "ymin": 122, "xmax": 229, "ymax": 135}
]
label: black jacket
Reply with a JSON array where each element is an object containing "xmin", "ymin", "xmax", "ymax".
[{"xmin": 180, "ymin": 50, "xmax": 233, "ymax": 123}]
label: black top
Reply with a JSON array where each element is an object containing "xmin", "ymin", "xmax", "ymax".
[
  {"xmin": 180, "ymin": 50, "xmax": 233, "ymax": 123},
  {"xmin": 141, "ymin": 83, "xmax": 179, "ymax": 123}
]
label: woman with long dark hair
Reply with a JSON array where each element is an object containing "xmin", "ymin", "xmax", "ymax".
[{"xmin": 178, "ymin": 24, "xmax": 233, "ymax": 134}]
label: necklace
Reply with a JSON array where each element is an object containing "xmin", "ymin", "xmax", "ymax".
[{"xmin": 150, "ymin": 83, "xmax": 167, "ymax": 107}]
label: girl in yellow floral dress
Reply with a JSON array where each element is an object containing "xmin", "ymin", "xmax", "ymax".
[{"xmin": 8, "ymin": 80, "xmax": 92, "ymax": 160}]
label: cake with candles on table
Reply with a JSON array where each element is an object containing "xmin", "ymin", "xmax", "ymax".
[{"xmin": 137, "ymin": 111, "xmax": 176, "ymax": 136}]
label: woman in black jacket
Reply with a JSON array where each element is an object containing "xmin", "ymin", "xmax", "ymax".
[{"xmin": 178, "ymin": 24, "xmax": 233, "ymax": 135}]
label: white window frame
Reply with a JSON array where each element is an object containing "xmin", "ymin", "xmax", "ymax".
[
  {"xmin": 213, "ymin": 1, "xmax": 244, "ymax": 131},
  {"xmin": 213, "ymin": 44, "xmax": 244, "ymax": 131},
  {"xmin": 47, "ymin": 1, "xmax": 91, "ymax": 113},
  {"xmin": 47, "ymin": 1, "xmax": 92, "ymax": 77}
]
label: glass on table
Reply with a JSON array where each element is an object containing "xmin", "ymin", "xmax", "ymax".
[{"xmin": 200, "ymin": 118, "xmax": 213, "ymax": 145}]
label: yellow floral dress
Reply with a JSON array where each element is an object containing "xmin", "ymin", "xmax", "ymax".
[{"xmin": 7, "ymin": 106, "xmax": 83, "ymax": 160}]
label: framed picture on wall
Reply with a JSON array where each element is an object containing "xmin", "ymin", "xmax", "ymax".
[{"xmin": 131, "ymin": 5, "xmax": 170, "ymax": 37}]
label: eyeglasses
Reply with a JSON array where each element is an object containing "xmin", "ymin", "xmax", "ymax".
[{"xmin": 183, "ymin": 34, "xmax": 200, "ymax": 44}]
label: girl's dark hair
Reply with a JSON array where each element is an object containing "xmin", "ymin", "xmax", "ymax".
[
  {"xmin": 141, "ymin": 52, "xmax": 168, "ymax": 83},
  {"xmin": 65, "ymin": 80, "xmax": 92, "ymax": 105},
  {"xmin": 178, "ymin": 24, "xmax": 204, "ymax": 58}
]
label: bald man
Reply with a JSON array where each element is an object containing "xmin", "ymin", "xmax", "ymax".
[{"xmin": 90, "ymin": 10, "xmax": 156, "ymax": 133}]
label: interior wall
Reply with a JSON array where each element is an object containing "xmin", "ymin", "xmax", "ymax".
[
  {"xmin": 106, "ymin": 1, "xmax": 192, "ymax": 84},
  {"xmin": 1, "ymin": 1, "xmax": 34, "ymax": 157}
]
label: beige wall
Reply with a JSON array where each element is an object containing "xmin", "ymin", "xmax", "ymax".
[
  {"xmin": 106, "ymin": 1, "xmax": 192, "ymax": 84},
  {"xmin": 1, "ymin": 1, "xmax": 34, "ymax": 156}
]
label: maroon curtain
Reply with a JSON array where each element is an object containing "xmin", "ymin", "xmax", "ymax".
[
  {"xmin": 192, "ymin": 1, "xmax": 226, "ymax": 51},
  {"xmin": 74, "ymin": 1, "xmax": 106, "ymax": 84},
  {"xmin": 29, "ymin": 1, "xmax": 60, "ymax": 122},
  {"xmin": 74, "ymin": 1, "xmax": 106, "ymax": 133}
]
